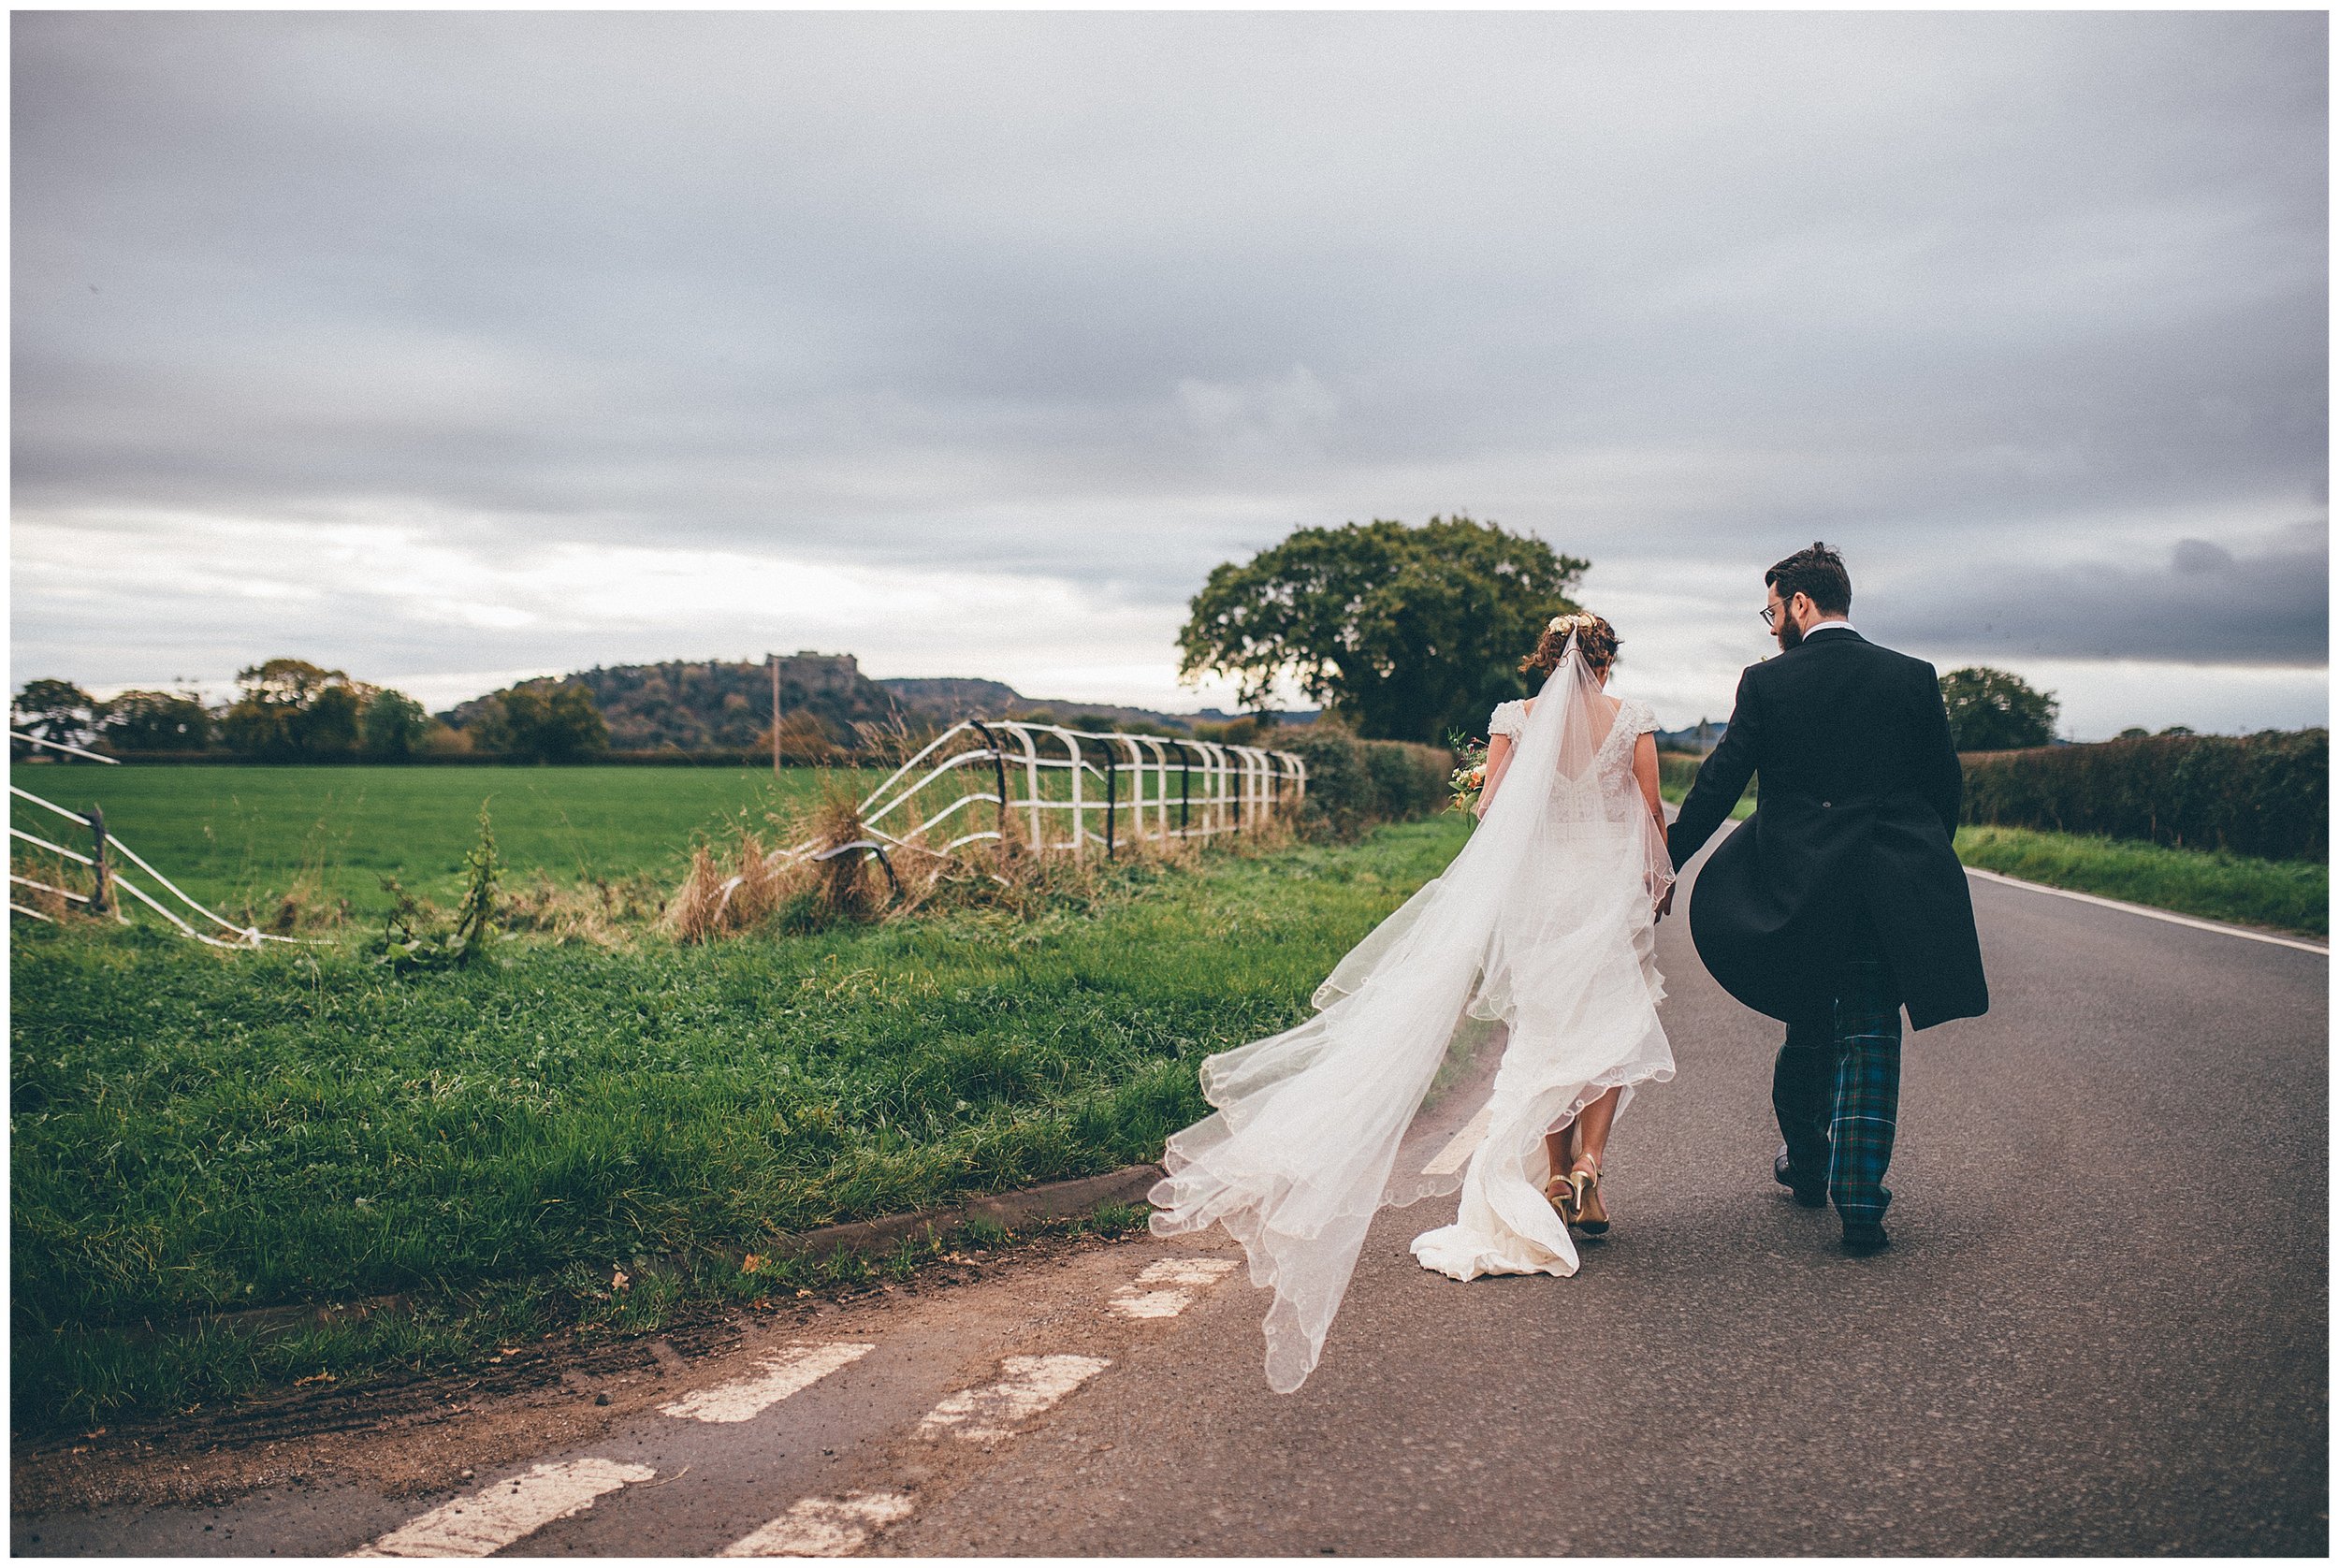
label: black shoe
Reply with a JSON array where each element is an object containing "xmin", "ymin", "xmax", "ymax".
[
  {"xmin": 1840, "ymin": 1222, "xmax": 1890, "ymax": 1256},
  {"xmin": 1773, "ymin": 1146, "xmax": 1828, "ymax": 1208}
]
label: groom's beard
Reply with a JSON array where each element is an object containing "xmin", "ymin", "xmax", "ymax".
[{"xmin": 1775, "ymin": 618, "xmax": 1803, "ymax": 652}]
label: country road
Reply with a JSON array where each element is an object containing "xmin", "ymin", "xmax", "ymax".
[{"xmin": 16, "ymin": 854, "xmax": 2327, "ymax": 1558}]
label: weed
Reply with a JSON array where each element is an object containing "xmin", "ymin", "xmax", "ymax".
[
  {"xmin": 1067, "ymin": 1201, "xmax": 1153, "ymax": 1239},
  {"xmin": 370, "ymin": 805, "xmax": 502, "ymax": 970},
  {"xmin": 957, "ymin": 1215, "xmax": 1011, "ymax": 1250}
]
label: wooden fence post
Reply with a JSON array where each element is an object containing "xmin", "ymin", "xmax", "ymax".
[
  {"xmin": 89, "ymin": 804, "xmax": 113, "ymax": 914},
  {"xmin": 1179, "ymin": 742, "xmax": 1191, "ymax": 835},
  {"xmin": 970, "ymin": 721, "xmax": 1011, "ymax": 847},
  {"xmin": 1104, "ymin": 741, "xmax": 1118, "ymax": 860}
]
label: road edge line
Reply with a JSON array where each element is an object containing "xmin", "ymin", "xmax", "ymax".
[{"xmin": 1962, "ymin": 865, "xmax": 2328, "ymax": 955}]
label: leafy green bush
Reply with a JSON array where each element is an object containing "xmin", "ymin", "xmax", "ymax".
[
  {"xmin": 1287, "ymin": 727, "xmax": 1452, "ymax": 841},
  {"xmin": 1364, "ymin": 739, "xmax": 1451, "ymax": 821},
  {"xmin": 1286, "ymin": 728, "xmax": 1373, "ymax": 840},
  {"xmin": 1960, "ymin": 729, "xmax": 2327, "ymax": 862}
]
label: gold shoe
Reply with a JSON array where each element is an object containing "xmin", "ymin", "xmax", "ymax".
[
  {"xmin": 1545, "ymin": 1171, "xmax": 1581, "ymax": 1224},
  {"xmin": 1573, "ymin": 1168, "xmax": 1609, "ymax": 1236}
]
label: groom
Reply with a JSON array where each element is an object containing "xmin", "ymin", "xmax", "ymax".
[{"xmin": 1666, "ymin": 544, "xmax": 1988, "ymax": 1256}]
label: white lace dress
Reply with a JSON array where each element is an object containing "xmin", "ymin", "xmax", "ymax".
[{"xmin": 1408, "ymin": 694, "xmax": 1676, "ymax": 1283}]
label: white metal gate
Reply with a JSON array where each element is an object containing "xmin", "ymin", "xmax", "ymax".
[{"xmin": 856, "ymin": 719, "xmax": 1306, "ymax": 861}]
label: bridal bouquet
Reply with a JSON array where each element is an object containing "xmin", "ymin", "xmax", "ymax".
[{"xmin": 1446, "ymin": 733, "xmax": 1489, "ymax": 816}]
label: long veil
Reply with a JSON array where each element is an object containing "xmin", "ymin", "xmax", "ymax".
[{"xmin": 1148, "ymin": 632, "xmax": 1675, "ymax": 1392}]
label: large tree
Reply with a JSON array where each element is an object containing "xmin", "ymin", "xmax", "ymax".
[
  {"xmin": 1178, "ymin": 515, "xmax": 1589, "ymax": 743},
  {"xmin": 97, "ymin": 690, "xmax": 213, "ymax": 751},
  {"xmin": 1939, "ymin": 666, "xmax": 2060, "ymax": 751},
  {"xmin": 473, "ymin": 680, "xmax": 610, "ymax": 762},
  {"xmin": 11, "ymin": 678, "xmax": 99, "ymax": 752},
  {"xmin": 220, "ymin": 659, "xmax": 370, "ymax": 759},
  {"xmin": 360, "ymin": 689, "xmax": 430, "ymax": 759}
]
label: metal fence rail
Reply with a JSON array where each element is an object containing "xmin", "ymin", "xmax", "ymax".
[
  {"xmin": 855, "ymin": 718, "xmax": 1306, "ymax": 861},
  {"xmin": 700, "ymin": 718, "xmax": 1305, "ymax": 918},
  {"xmin": 8, "ymin": 729, "xmax": 122, "ymax": 764},
  {"xmin": 7, "ymin": 784, "xmax": 298, "ymax": 947}
]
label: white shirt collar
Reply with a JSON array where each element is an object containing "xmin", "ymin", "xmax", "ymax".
[{"xmin": 1802, "ymin": 617, "xmax": 1857, "ymax": 637}]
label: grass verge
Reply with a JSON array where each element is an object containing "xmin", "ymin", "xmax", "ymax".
[
  {"xmin": 1954, "ymin": 824, "xmax": 2326, "ymax": 938},
  {"xmin": 12, "ymin": 818, "xmax": 1466, "ymax": 1429}
]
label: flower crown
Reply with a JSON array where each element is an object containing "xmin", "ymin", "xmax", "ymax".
[{"xmin": 1546, "ymin": 612, "xmax": 1599, "ymax": 637}]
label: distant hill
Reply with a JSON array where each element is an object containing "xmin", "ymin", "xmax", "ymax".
[
  {"xmin": 874, "ymin": 677, "xmax": 1199, "ymax": 733},
  {"xmin": 440, "ymin": 653, "xmax": 902, "ymax": 750},
  {"xmin": 1654, "ymin": 719, "xmax": 1728, "ymax": 755},
  {"xmin": 1186, "ymin": 707, "xmax": 1321, "ymax": 729},
  {"xmin": 873, "ymin": 682, "xmax": 1318, "ymax": 733},
  {"xmin": 873, "ymin": 677, "xmax": 1023, "ymax": 722},
  {"xmin": 437, "ymin": 654, "xmax": 1317, "ymax": 749}
]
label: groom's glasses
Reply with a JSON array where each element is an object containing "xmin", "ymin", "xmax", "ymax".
[{"xmin": 1759, "ymin": 603, "xmax": 1780, "ymax": 629}]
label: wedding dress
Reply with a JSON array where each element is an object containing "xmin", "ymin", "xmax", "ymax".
[{"xmin": 1148, "ymin": 633, "xmax": 1676, "ymax": 1392}]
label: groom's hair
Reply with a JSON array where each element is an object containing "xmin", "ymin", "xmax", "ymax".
[{"xmin": 1765, "ymin": 543, "xmax": 1852, "ymax": 616}]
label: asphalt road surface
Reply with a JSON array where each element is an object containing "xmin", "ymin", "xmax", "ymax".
[{"xmin": 17, "ymin": 852, "xmax": 2327, "ymax": 1557}]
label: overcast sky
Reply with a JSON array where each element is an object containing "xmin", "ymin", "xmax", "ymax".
[{"xmin": 12, "ymin": 9, "xmax": 2328, "ymax": 736}]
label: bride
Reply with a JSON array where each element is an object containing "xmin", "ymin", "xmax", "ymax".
[{"xmin": 1148, "ymin": 612, "xmax": 1677, "ymax": 1392}]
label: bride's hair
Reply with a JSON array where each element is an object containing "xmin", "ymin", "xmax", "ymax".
[{"xmin": 1520, "ymin": 612, "xmax": 1620, "ymax": 678}]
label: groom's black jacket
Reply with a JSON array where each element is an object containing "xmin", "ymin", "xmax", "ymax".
[{"xmin": 1667, "ymin": 629, "xmax": 1988, "ymax": 1032}]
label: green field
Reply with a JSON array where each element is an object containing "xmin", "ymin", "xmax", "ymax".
[
  {"xmin": 10, "ymin": 763, "xmax": 872, "ymax": 924},
  {"xmin": 12, "ymin": 804, "xmax": 1469, "ymax": 1426}
]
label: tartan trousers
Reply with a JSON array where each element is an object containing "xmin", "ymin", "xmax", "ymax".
[{"xmin": 1772, "ymin": 958, "xmax": 1903, "ymax": 1227}]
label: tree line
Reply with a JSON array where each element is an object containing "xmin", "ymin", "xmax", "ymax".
[
  {"xmin": 11, "ymin": 661, "xmax": 609, "ymax": 763},
  {"xmin": 18, "ymin": 518, "xmax": 2079, "ymax": 765}
]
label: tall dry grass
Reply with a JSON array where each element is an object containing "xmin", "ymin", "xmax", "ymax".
[
  {"xmin": 664, "ymin": 765, "xmax": 1300, "ymax": 941},
  {"xmin": 501, "ymin": 870, "xmax": 669, "ymax": 948},
  {"xmin": 666, "ymin": 780, "xmax": 899, "ymax": 941},
  {"xmin": 9, "ymin": 847, "xmax": 90, "ymax": 923}
]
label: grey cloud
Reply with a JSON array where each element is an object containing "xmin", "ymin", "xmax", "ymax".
[
  {"xmin": 9, "ymin": 9, "xmax": 2327, "ymax": 690},
  {"xmin": 1867, "ymin": 521, "xmax": 2329, "ymax": 665}
]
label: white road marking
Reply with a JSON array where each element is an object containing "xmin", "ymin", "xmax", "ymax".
[
  {"xmin": 660, "ymin": 1342, "xmax": 874, "ymax": 1423},
  {"xmin": 349, "ymin": 1458, "xmax": 654, "ymax": 1557},
  {"xmin": 917, "ymin": 1354, "xmax": 1111, "ymax": 1442},
  {"xmin": 1108, "ymin": 1256, "xmax": 1238, "ymax": 1318},
  {"xmin": 1964, "ymin": 865, "xmax": 2329, "ymax": 955},
  {"xmin": 719, "ymin": 1490, "xmax": 916, "ymax": 1557},
  {"xmin": 1421, "ymin": 1104, "xmax": 1493, "ymax": 1177}
]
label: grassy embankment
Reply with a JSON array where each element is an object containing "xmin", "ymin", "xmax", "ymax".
[
  {"xmin": 1953, "ymin": 824, "xmax": 2325, "ymax": 938},
  {"xmin": 12, "ymin": 762, "xmax": 1472, "ymax": 1428},
  {"xmin": 1658, "ymin": 752, "xmax": 2324, "ymax": 937}
]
